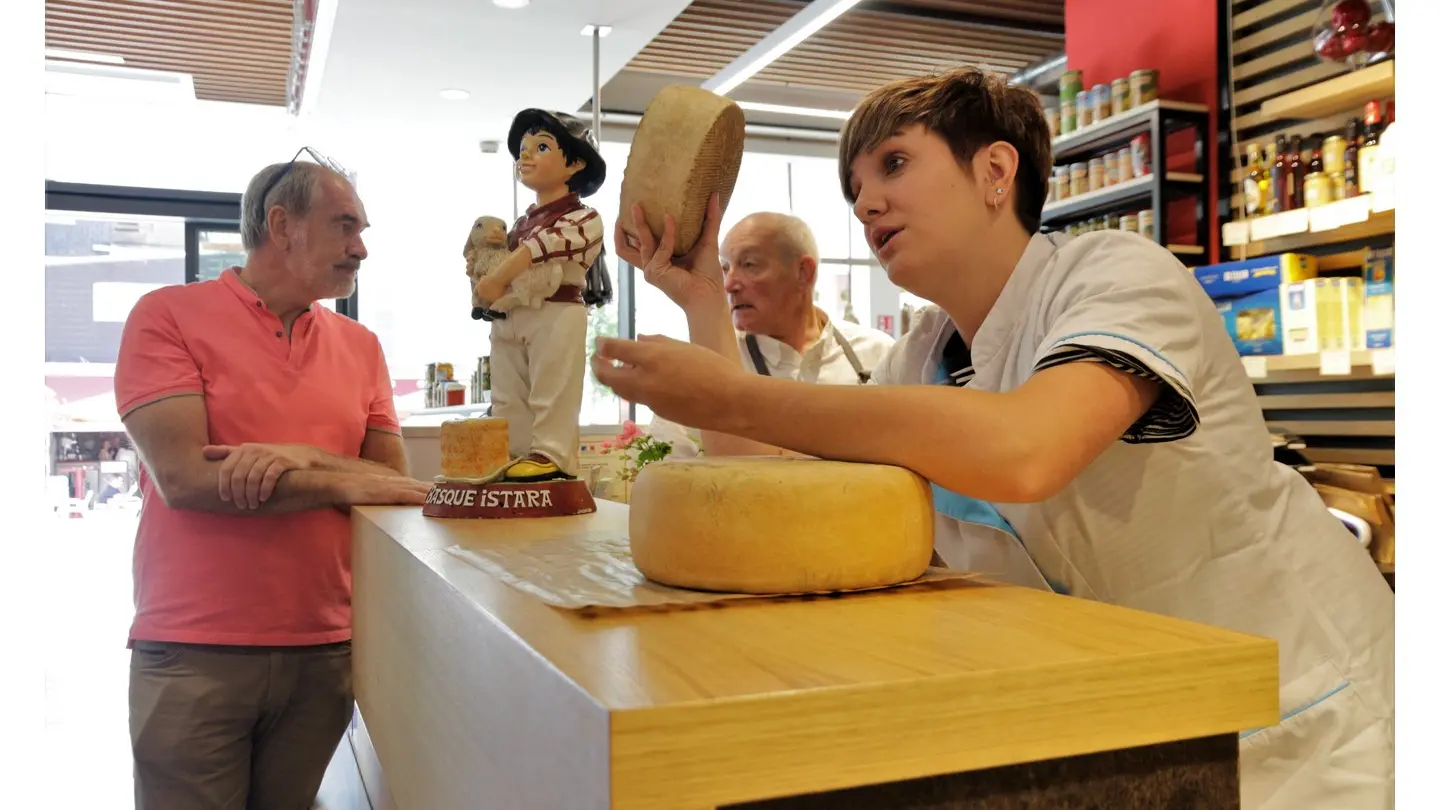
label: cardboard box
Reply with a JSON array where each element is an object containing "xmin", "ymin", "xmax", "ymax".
[
  {"xmin": 1215, "ymin": 287, "xmax": 1283, "ymax": 355},
  {"xmin": 1192, "ymin": 253, "xmax": 1319, "ymax": 299},
  {"xmin": 1363, "ymin": 247, "xmax": 1395, "ymax": 349},
  {"xmin": 1282, "ymin": 278, "xmax": 1363, "ymax": 355}
]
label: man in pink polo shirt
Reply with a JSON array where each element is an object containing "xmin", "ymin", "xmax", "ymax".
[{"xmin": 115, "ymin": 152, "xmax": 431, "ymax": 810}]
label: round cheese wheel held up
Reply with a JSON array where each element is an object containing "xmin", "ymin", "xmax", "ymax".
[
  {"xmin": 618, "ymin": 85, "xmax": 745, "ymax": 257},
  {"xmin": 628, "ymin": 457, "xmax": 935, "ymax": 594}
]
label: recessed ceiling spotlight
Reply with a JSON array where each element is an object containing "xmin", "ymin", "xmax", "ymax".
[
  {"xmin": 439, "ymin": 88, "xmax": 471, "ymax": 101},
  {"xmin": 580, "ymin": 25, "xmax": 613, "ymax": 37},
  {"xmin": 493, "ymin": 0, "xmax": 529, "ymax": 8}
]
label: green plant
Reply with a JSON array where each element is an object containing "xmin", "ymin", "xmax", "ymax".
[{"xmin": 603, "ymin": 420, "xmax": 673, "ymax": 482}]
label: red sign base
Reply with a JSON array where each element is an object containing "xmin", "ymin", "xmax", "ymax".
[{"xmin": 422, "ymin": 478, "xmax": 597, "ymax": 520}]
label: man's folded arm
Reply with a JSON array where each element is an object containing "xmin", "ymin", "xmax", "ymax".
[{"xmin": 124, "ymin": 394, "xmax": 355, "ymax": 515}]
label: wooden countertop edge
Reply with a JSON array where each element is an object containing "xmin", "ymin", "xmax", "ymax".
[{"xmin": 608, "ymin": 639, "xmax": 1279, "ymax": 810}]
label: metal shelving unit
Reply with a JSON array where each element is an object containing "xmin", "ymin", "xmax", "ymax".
[{"xmin": 1042, "ymin": 99, "xmax": 1212, "ymax": 264}]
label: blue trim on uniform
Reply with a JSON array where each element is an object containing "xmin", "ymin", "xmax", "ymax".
[
  {"xmin": 1046, "ymin": 331, "xmax": 1191, "ymax": 387},
  {"xmin": 1238, "ymin": 681, "xmax": 1352, "ymax": 740},
  {"xmin": 927, "ymin": 353, "xmax": 1071, "ymax": 595},
  {"xmin": 932, "ymin": 484, "xmax": 1021, "ymax": 539}
]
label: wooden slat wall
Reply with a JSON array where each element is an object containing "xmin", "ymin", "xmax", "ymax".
[
  {"xmin": 45, "ymin": 0, "xmax": 293, "ymax": 107},
  {"xmin": 627, "ymin": 0, "xmax": 1063, "ymax": 95},
  {"xmin": 1224, "ymin": 0, "xmax": 1397, "ymax": 483},
  {"xmin": 1259, "ymin": 378, "xmax": 1396, "ymax": 478}
]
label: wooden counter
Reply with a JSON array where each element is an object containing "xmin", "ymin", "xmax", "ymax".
[{"xmin": 351, "ymin": 502, "xmax": 1278, "ymax": 810}]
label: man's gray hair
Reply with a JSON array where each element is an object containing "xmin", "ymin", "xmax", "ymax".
[
  {"xmin": 739, "ymin": 211, "xmax": 820, "ymax": 270},
  {"xmin": 240, "ymin": 162, "xmax": 333, "ymax": 251}
]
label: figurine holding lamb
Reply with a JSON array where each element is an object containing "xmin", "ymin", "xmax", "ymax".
[{"xmin": 465, "ymin": 109, "xmax": 609, "ymax": 484}]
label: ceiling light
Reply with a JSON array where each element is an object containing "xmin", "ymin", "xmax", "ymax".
[
  {"xmin": 439, "ymin": 88, "xmax": 470, "ymax": 101},
  {"xmin": 703, "ymin": 0, "xmax": 864, "ymax": 95},
  {"xmin": 580, "ymin": 25, "xmax": 613, "ymax": 37},
  {"xmin": 492, "ymin": 0, "xmax": 529, "ymax": 8},
  {"xmin": 44, "ymin": 48, "xmax": 125, "ymax": 65},
  {"xmin": 736, "ymin": 101, "xmax": 851, "ymax": 120}
]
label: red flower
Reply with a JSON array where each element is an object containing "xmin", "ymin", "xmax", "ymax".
[{"xmin": 616, "ymin": 419, "xmax": 642, "ymax": 449}]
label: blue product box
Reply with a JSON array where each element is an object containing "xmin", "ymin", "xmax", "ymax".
[
  {"xmin": 1363, "ymin": 247, "xmax": 1394, "ymax": 349},
  {"xmin": 1214, "ymin": 287, "xmax": 1284, "ymax": 356},
  {"xmin": 1192, "ymin": 253, "xmax": 1318, "ymax": 300}
]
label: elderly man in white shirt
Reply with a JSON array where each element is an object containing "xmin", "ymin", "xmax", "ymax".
[{"xmin": 646, "ymin": 212, "xmax": 893, "ymax": 458}]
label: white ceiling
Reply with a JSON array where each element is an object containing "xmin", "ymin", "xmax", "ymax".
[{"xmin": 307, "ymin": 0, "xmax": 692, "ymax": 141}]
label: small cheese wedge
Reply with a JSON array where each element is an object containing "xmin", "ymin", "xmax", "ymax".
[
  {"xmin": 440, "ymin": 417, "xmax": 510, "ymax": 481},
  {"xmin": 629, "ymin": 456, "xmax": 934, "ymax": 594}
]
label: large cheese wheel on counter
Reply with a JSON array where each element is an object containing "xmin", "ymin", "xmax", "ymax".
[
  {"xmin": 628, "ymin": 457, "xmax": 935, "ymax": 594},
  {"xmin": 439, "ymin": 417, "xmax": 510, "ymax": 480}
]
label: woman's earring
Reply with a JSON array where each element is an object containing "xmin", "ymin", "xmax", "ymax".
[{"xmin": 991, "ymin": 187, "xmax": 1005, "ymax": 209}]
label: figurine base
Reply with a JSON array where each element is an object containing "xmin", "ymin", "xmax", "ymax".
[{"xmin": 422, "ymin": 478, "xmax": 597, "ymax": 519}]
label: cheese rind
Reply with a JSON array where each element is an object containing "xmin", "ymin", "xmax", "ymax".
[
  {"xmin": 628, "ymin": 457, "xmax": 935, "ymax": 594},
  {"xmin": 440, "ymin": 417, "xmax": 511, "ymax": 480}
]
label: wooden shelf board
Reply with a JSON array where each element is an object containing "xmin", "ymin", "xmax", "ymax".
[
  {"xmin": 1228, "ymin": 208, "xmax": 1394, "ymax": 259},
  {"xmin": 1243, "ymin": 349, "xmax": 1395, "ymax": 382},
  {"xmin": 1256, "ymin": 60, "xmax": 1394, "ymax": 125}
]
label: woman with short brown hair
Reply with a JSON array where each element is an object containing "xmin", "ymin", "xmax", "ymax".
[{"xmin": 598, "ymin": 67, "xmax": 1393, "ymax": 809}]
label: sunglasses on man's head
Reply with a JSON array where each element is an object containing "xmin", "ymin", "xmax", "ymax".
[{"xmin": 256, "ymin": 146, "xmax": 350, "ymax": 207}]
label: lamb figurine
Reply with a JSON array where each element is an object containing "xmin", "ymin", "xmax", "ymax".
[{"xmin": 464, "ymin": 214, "xmax": 562, "ymax": 320}]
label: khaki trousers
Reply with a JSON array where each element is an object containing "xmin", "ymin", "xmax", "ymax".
[
  {"xmin": 129, "ymin": 640, "xmax": 354, "ymax": 810},
  {"xmin": 489, "ymin": 301, "xmax": 589, "ymax": 475}
]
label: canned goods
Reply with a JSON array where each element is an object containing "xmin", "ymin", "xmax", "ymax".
[
  {"xmin": 1129, "ymin": 69, "xmax": 1159, "ymax": 107},
  {"xmin": 1103, "ymin": 152, "xmax": 1121, "ymax": 186},
  {"xmin": 1088, "ymin": 158, "xmax": 1105, "ymax": 193},
  {"xmin": 444, "ymin": 381, "xmax": 466, "ymax": 407},
  {"xmin": 1105, "ymin": 213, "xmax": 1122, "ymax": 230},
  {"xmin": 1117, "ymin": 147, "xmax": 1134, "ymax": 181},
  {"xmin": 1111, "ymin": 77, "xmax": 1131, "ymax": 115},
  {"xmin": 1090, "ymin": 83, "xmax": 1111, "ymax": 121},
  {"xmin": 1322, "ymin": 135, "xmax": 1347, "ymax": 176},
  {"xmin": 1120, "ymin": 214, "xmax": 1139, "ymax": 233},
  {"xmin": 1130, "ymin": 133, "xmax": 1152, "ymax": 177},
  {"xmin": 1076, "ymin": 90, "xmax": 1092, "ymax": 128},
  {"xmin": 1304, "ymin": 171, "xmax": 1334, "ymax": 207},
  {"xmin": 1045, "ymin": 106, "xmax": 1060, "ymax": 138},
  {"xmin": 1138, "ymin": 208, "xmax": 1155, "ymax": 240},
  {"xmin": 1059, "ymin": 101, "xmax": 1076, "ymax": 134},
  {"xmin": 1070, "ymin": 162, "xmax": 1089, "ymax": 198},
  {"xmin": 1060, "ymin": 70, "xmax": 1084, "ymax": 103},
  {"xmin": 1054, "ymin": 165, "xmax": 1070, "ymax": 200}
]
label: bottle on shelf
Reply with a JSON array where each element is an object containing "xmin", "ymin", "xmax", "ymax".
[
  {"xmin": 1358, "ymin": 100, "xmax": 1386, "ymax": 194},
  {"xmin": 1304, "ymin": 135, "xmax": 1331, "ymax": 208},
  {"xmin": 1243, "ymin": 143, "xmax": 1264, "ymax": 217},
  {"xmin": 1342, "ymin": 119, "xmax": 1361, "ymax": 199},
  {"xmin": 1287, "ymin": 135, "xmax": 1306, "ymax": 210},
  {"xmin": 1268, "ymin": 136, "xmax": 1288, "ymax": 213}
]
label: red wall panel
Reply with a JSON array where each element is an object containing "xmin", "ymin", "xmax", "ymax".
[{"xmin": 1064, "ymin": 0, "xmax": 1220, "ymax": 254}]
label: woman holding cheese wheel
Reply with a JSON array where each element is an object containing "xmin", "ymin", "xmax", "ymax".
[{"xmin": 595, "ymin": 67, "xmax": 1392, "ymax": 810}]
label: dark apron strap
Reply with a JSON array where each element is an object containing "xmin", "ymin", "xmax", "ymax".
[
  {"xmin": 744, "ymin": 334, "xmax": 772, "ymax": 377},
  {"xmin": 832, "ymin": 329, "xmax": 872, "ymax": 384},
  {"xmin": 746, "ymin": 330, "xmax": 871, "ymax": 384}
]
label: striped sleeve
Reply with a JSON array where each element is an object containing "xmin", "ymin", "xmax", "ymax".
[
  {"xmin": 521, "ymin": 208, "xmax": 603, "ymax": 264},
  {"xmin": 1035, "ymin": 345, "xmax": 1199, "ymax": 443},
  {"xmin": 1031, "ymin": 234, "xmax": 1207, "ymax": 446}
]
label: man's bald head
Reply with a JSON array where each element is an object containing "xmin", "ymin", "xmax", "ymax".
[{"xmin": 719, "ymin": 212, "xmax": 822, "ymax": 340}]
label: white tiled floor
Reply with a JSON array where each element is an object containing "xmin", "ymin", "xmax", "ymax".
[{"xmin": 43, "ymin": 511, "xmax": 139, "ymax": 809}]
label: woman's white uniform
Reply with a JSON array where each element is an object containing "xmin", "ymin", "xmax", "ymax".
[{"xmin": 873, "ymin": 230, "xmax": 1394, "ymax": 810}]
